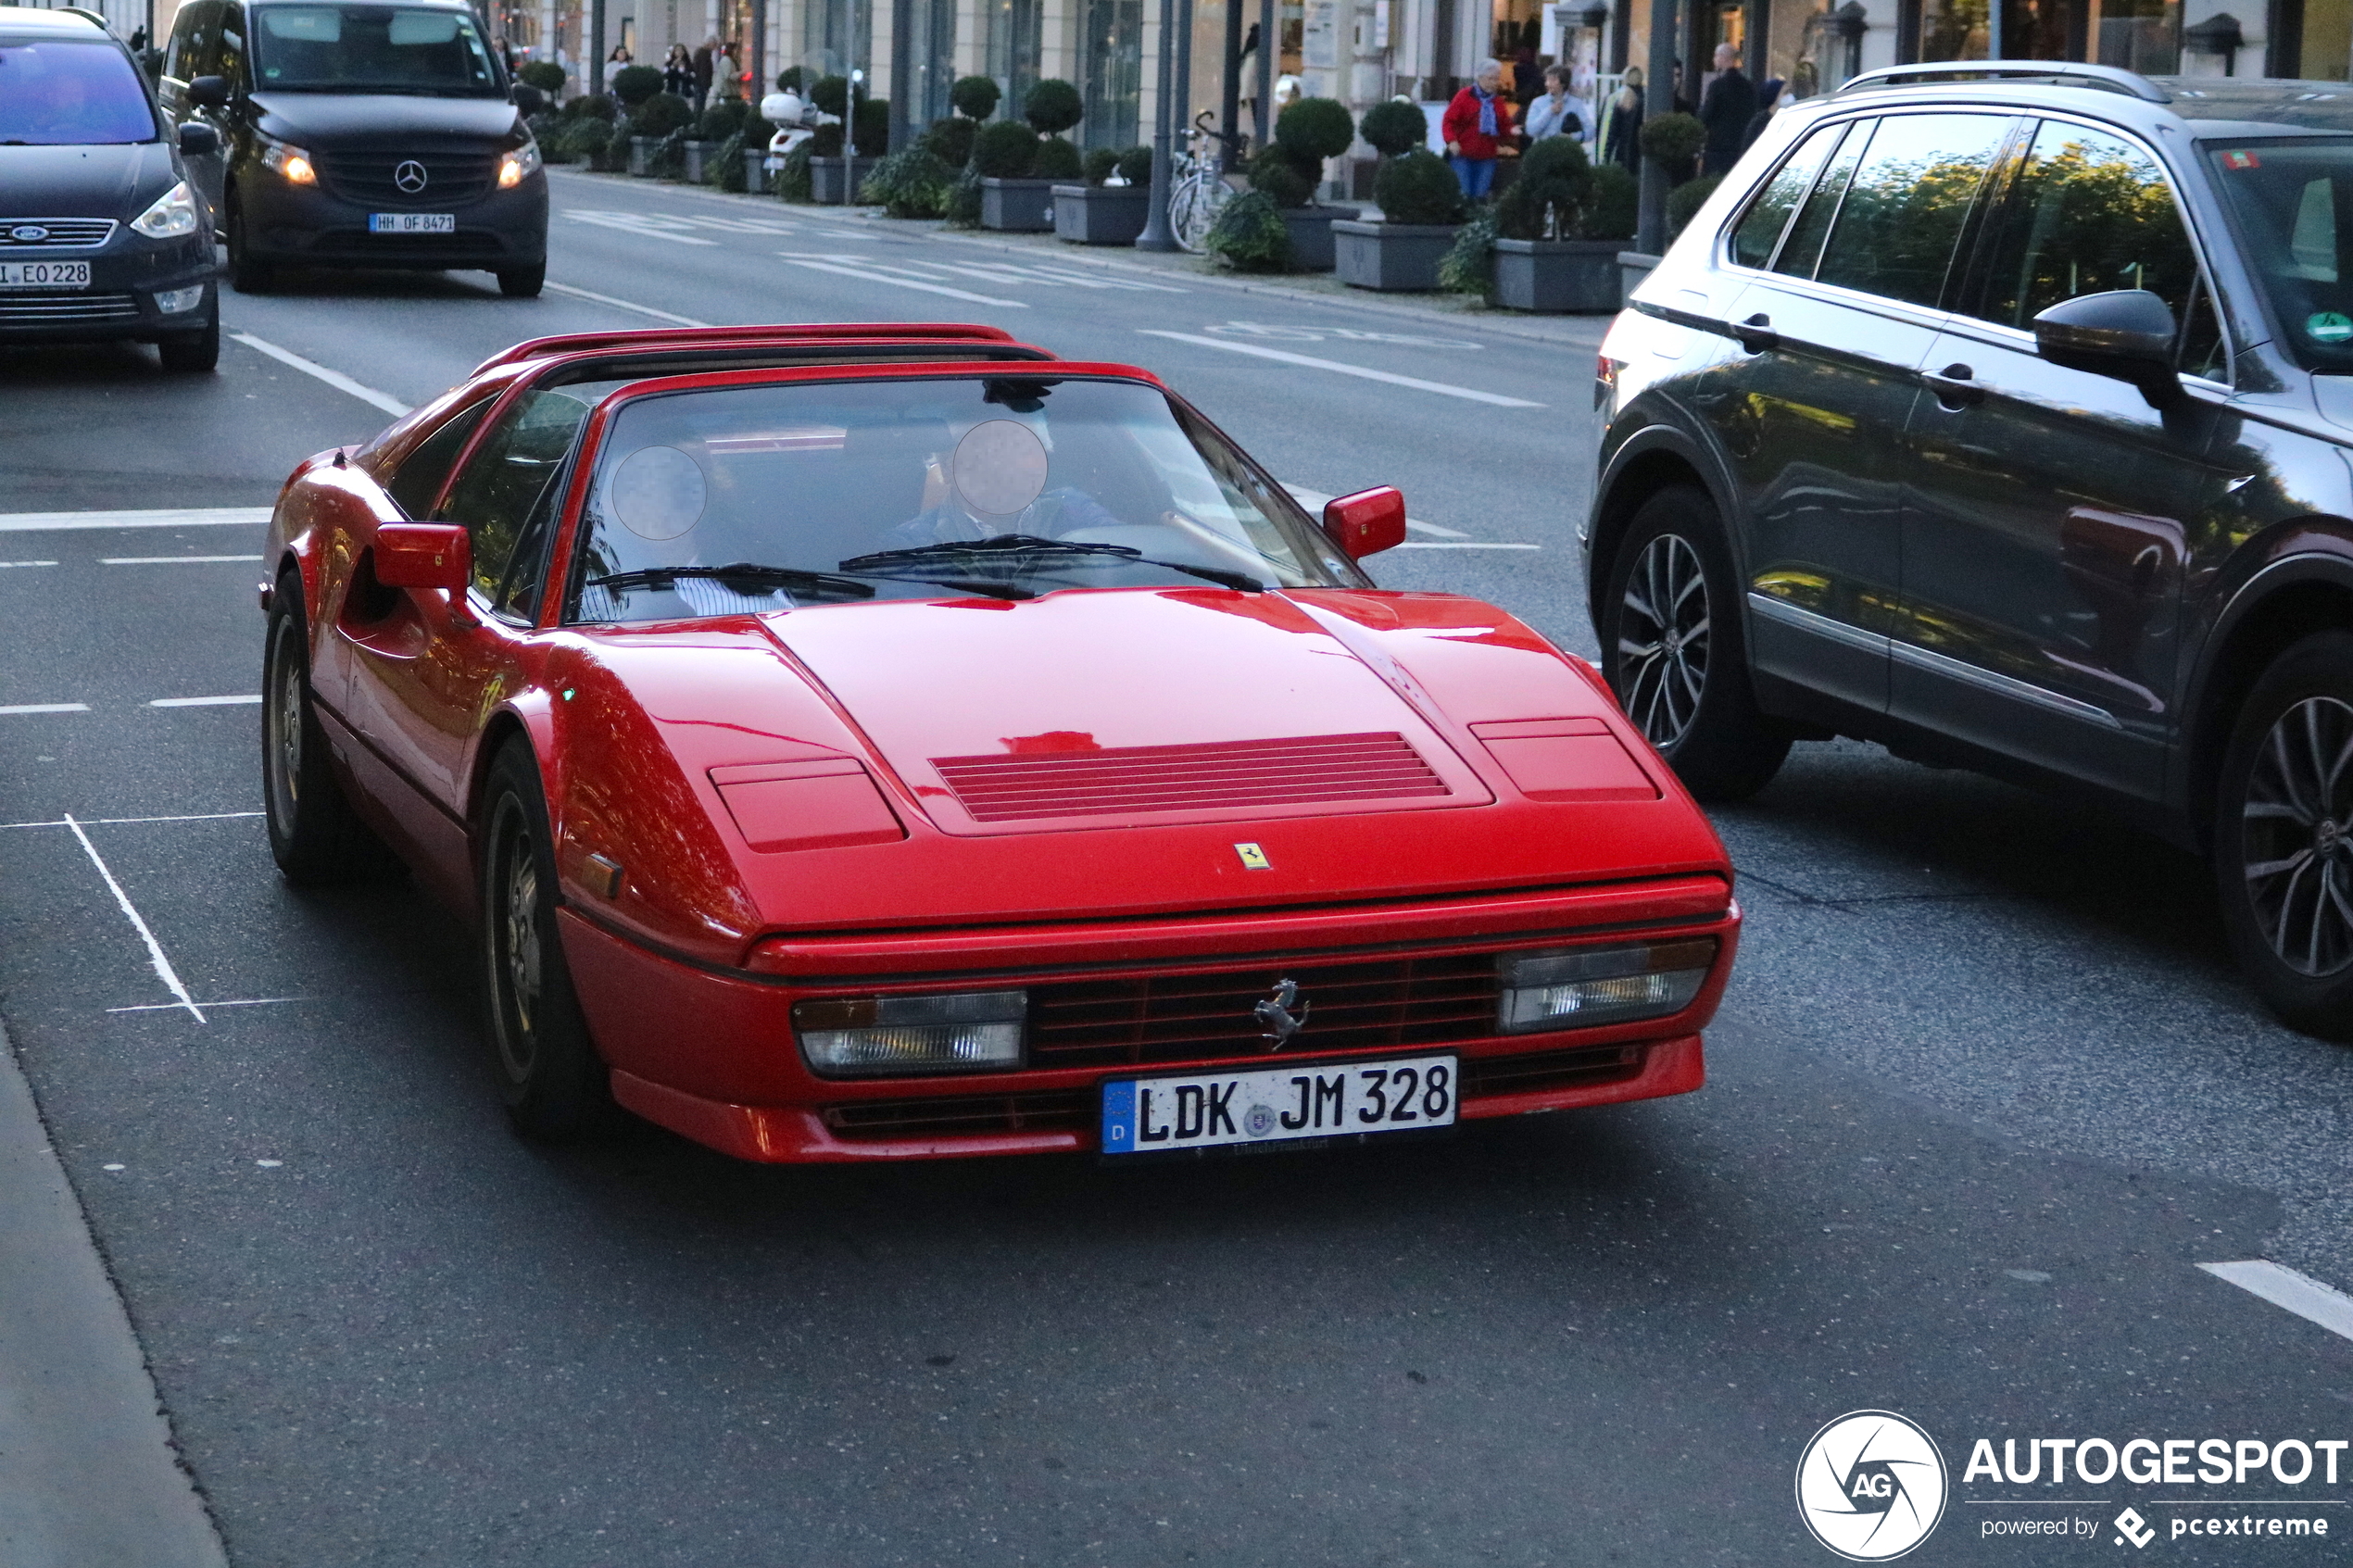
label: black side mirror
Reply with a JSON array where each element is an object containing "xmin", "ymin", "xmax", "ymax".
[
  {"xmin": 2032, "ymin": 288, "xmax": 2181, "ymax": 404},
  {"xmin": 512, "ymin": 82, "xmax": 546, "ymax": 116},
  {"xmin": 185, "ymin": 73, "xmax": 230, "ymax": 108},
  {"xmin": 178, "ymin": 119, "xmax": 220, "ymax": 156}
]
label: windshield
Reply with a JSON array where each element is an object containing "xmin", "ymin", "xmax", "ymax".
[
  {"xmin": 568, "ymin": 377, "xmax": 1360, "ymax": 623},
  {"xmin": 0, "ymin": 40, "xmax": 157, "ymax": 144},
  {"xmin": 2206, "ymin": 138, "xmax": 2353, "ymax": 371},
  {"xmin": 252, "ymin": 5, "xmax": 501, "ymax": 94}
]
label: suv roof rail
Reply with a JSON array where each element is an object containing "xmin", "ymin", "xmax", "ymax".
[{"xmin": 1832, "ymin": 60, "xmax": 2171, "ymax": 103}]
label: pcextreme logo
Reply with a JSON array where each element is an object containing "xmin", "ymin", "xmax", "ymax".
[{"xmin": 1797, "ymin": 1411, "xmax": 1951, "ymax": 1561}]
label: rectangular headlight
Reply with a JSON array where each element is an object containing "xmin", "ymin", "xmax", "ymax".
[
  {"xmin": 793, "ymin": 990, "xmax": 1026, "ymax": 1076},
  {"xmin": 1497, "ymin": 939, "xmax": 1717, "ymax": 1032}
]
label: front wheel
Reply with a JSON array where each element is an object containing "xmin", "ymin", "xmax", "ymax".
[
  {"xmin": 2214, "ymin": 631, "xmax": 2353, "ymax": 1038},
  {"xmin": 157, "ymin": 309, "xmax": 220, "ymax": 373},
  {"xmin": 1599, "ymin": 485, "xmax": 1791, "ymax": 801},
  {"xmin": 225, "ymin": 197, "xmax": 273, "ymax": 293},
  {"xmin": 497, "ymin": 262, "xmax": 545, "ymax": 298},
  {"xmin": 262, "ymin": 576, "xmax": 386, "ymax": 883}
]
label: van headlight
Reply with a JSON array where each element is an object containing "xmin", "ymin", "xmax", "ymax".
[
  {"xmin": 497, "ymin": 141, "xmax": 542, "ymax": 188},
  {"xmin": 258, "ymin": 135, "xmax": 317, "ymax": 185},
  {"xmin": 793, "ymin": 990, "xmax": 1026, "ymax": 1075},
  {"xmin": 131, "ymin": 181, "xmax": 200, "ymax": 238},
  {"xmin": 1497, "ymin": 939, "xmax": 1718, "ymax": 1031}
]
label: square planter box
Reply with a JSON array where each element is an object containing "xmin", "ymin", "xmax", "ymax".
[
  {"xmin": 681, "ymin": 139, "xmax": 713, "ymax": 183},
  {"xmin": 1617, "ymin": 249, "xmax": 1660, "ymax": 302},
  {"xmin": 1332, "ymin": 220, "xmax": 1460, "ymax": 292},
  {"xmin": 1492, "ymin": 237, "xmax": 1624, "ymax": 313},
  {"xmin": 1274, "ymin": 203, "xmax": 1353, "ymax": 271},
  {"xmin": 981, "ymin": 177, "xmax": 1059, "ymax": 232},
  {"xmin": 628, "ymin": 134, "xmax": 655, "ymax": 176},
  {"xmin": 1052, "ymin": 182, "xmax": 1148, "ymax": 245},
  {"xmin": 809, "ymin": 157, "xmax": 878, "ymax": 204},
  {"xmin": 745, "ymin": 147, "xmax": 773, "ymax": 194}
]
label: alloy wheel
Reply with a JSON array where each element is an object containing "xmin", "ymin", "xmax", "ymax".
[
  {"xmin": 265, "ymin": 622, "xmax": 303, "ymax": 832},
  {"xmin": 492, "ymin": 809, "xmax": 545, "ymax": 1079},
  {"xmin": 2242, "ymin": 695, "xmax": 2353, "ymax": 977},
  {"xmin": 1617, "ymin": 532, "xmax": 1711, "ymax": 751}
]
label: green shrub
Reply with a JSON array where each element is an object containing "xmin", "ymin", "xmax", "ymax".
[
  {"xmin": 1667, "ymin": 171, "xmax": 1723, "ymax": 242},
  {"xmin": 648, "ymin": 126, "xmax": 687, "ymax": 179},
  {"xmin": 562, "ymin": 93, "xmax": 616, "ymax": 120},
  {"xmin": 775, "ymin": 138, "xmax": 816, "ymax": 200},
  {"xmin": 971, "ymin": 118, "xmax": 1038, "ymax": 177},
  {"xmin": 1276, "ymin": 95, "xmax": 1353, "ymax": 161},
  {"xmin": 1640, "ymin": 111, "xmax": 1705, "ymax": 169},
  {"xmin": 774, "ymin": 67, "xmax": 804, "ymax": 93},
  {"xmin": 808, "ymin": 74, "xmax": 848, "ymax": 115},
  {"xmin": 557, "ymin": 117, "xmax": 611, "ymax": 161},
  {"xmin": 1359, "ymin": 97, "xmax": 1425, "ymax": 158},
  {"xmin": 610, "ymin": 63, "xmax": 661, "ymax": 106},
  {"xmin": 1204, "ymin": 188, "xmax": 1290, "ymax": 271},
  {"xmin": 1438, "ymin": 206, "xmax": 1497, "ymax": 296},
  {"xmin": 698, "ymin": 97, "xmax": 750, "ymax": 140},
  {"xmin": 526, "ymin": 109, "xmax": 563, "ymax": 144},
  {"xmin": 1024, "ymin": 78, "xmax": 1083, "ymax": 135},
  {"xmin": 810, "ymin": 122, "xmax": 844, "ymax": 157},
  {"xmin": 1246, "ymin": 143, "xmax": 1315, "ymax": 207},
  {"xmin": 923, "ymin": 115, "xmax": 976, "ymax": 168},
  {"xmin": 862, "ymin": 144, "xmax": 956, "ymax": 216},
  {"xmin": 1373, "ymin": 147, "xmax": 1463, "ymax": 225},
  {"xmin": 628, "ymin": 90, "xmax": 693, "ymax": 139},
  {"xmin": 519, "ymin": 59, "xmax": 566, "ymax": 94},
  {"xmin": 1030, "ymin": 135, "xmax": 1082, "ymax": 180},
  {"xmin": 711, "ymin": 124, "xmax": 751, "ymax": 189},
  {"xmin": 1584, "ymin": 161, "xmax": 1637, "ymax": 241},
  {"xmin": 950, "ymin": 74, "xmax": 1000, "ymax": 120},
  {"xmin": 945, "ymin": 163, "xmax": 983, "ymax": 225},
  {"xmin": 1082, "ymin": 145, "xmax": 1120, "ymax": 185},
  {"xmin": 1495, "ymin": 133, "xmax": 1592, "ymax": 239},
  {"xmin": 1114, "ymin": 144, "xmax": 1151, "ymax": 183},
  {"xmin": 853, "ymin": 97, "xmax": 890, "ymax": 155}
]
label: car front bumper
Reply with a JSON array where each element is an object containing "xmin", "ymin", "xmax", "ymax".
[
  {"xmin": 0, "ymin": 233, "xmax": 220, "ymax": 343},
  {"xmin": 240, "ymin": 170, "xmax": 547, "ymax": 270}
]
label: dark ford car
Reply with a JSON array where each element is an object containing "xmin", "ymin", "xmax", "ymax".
[
  {"xmin": 157, "ymin": 0, "xmax": 547, "ymax": 295},
  {"xmin": 1589, "ymin": 62, "xmax": 2353, "ymax": 1035},
  {"xmin": 0, "ymin": 7, "xmax": 221, "ymax": 370}
]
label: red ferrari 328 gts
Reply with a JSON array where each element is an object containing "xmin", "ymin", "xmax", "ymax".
[{"xmin": 258, "ymin": 322, "xmax": 1739, "ymax": 1163}]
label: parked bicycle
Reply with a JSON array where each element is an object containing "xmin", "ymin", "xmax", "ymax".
[{"xmin": 1170, "ymin": 109, "xmax": 1244, "ymax": 253}]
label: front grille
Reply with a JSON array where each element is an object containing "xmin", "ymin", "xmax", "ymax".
[
  {"xmin": 0, "ymin": 293, "xmax": 138, "ymax": 324},
  {"xmin": 1460, "ymin": 1043, "xmax": 1644, "ymax": 1098},
  {"xmin": 0, "ymin": 218, "xmax": 117, "ymax": 248},
  {"xmin": 1029, "ymin": 952, "xmax": 1502, "ymax": 1069},
  {"xmin": 933, "ymin": 732, "xmax": 1450, "ymax": 822},
  {"xmin": 315, "ymin": 150, "xmax": 497, "ymax": 206},
  {"xmin": 823, "ymin": 1089, "xmax": 1094, "ymax": 1140}
]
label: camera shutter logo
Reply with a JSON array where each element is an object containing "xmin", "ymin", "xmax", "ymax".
[
  {"xmin": 394, "ymin": 159, "xmax": 430, "ymax": 194},
  {"xmin": 1795, "ymin": 1411, "xmax": 1948, "ymax": 1561}
]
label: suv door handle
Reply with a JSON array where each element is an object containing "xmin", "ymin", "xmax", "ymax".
[
  {"xmin": 1923, "ymin": 363, "xmax": 1984, "ymax": 407},
  {"xmin": 1731, "ymin": 313, "xmax": 1778, "ymax": 353}
]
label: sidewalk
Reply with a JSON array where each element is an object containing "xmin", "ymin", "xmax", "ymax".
[{"xmin": 548, "ymin": 167, "xmax": 1617, "ymax": 352}]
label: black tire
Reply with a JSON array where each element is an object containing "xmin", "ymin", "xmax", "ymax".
[
  {"xmin": 2214, "ymin": 630, "xmax": 2353, "ymax": 1039},
  {"xmin": 226, "ymin": 196, "xmax": 273, "ymax": 293},
  {"xmin": 497, "ymin": 262, "xmax": 546, "ymax": 298},
  {"xmin": 157, "ymin": 309, "xmax": 220, "ymax": 373},
  {"xmin": 480, "ymin": 740, "xmax": 612, "ymax": 1139},
  {"xmin": 262, "ymin": 574, "xmax": 386, "ymax": 883},
  {"xmin": 1600, "ymin": 485, "xmax": 1791, "ymax": 801}
]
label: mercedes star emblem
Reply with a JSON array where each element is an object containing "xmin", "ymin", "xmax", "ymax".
[
  {"xmin": 1252, "ymin": 979, "xmax": 1310, "ymax": 1050},
  {"xmin": 393, "ymin": 159, "xmax": 429, "ymax": 194}
]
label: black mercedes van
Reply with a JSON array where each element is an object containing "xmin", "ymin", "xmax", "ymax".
[
  {"xmin": 0, "ymin": 6, "xmax": 221, "ymax": 371},
  {"xmin": 157, "ymin": 0, "xmax": 547, "ymax": 295}
]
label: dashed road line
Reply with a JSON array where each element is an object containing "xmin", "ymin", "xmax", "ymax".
[
  {"xmin": 561, "ymin": 209, "xmax": 722, "ymax": 245},
  {"xmin": 230, "ymin": 331, "xmax": 411, "ymax": 418},
  {"xmin": 1137, "ymin": 330, "xmax": 1543, "ymax": 408},
  {"xmin": 61, "ymin": 813, "xmax": 205, "ymax": 1024},
  {"xmin": 1394, "ymin": 541, "xmax": 1541, "ymax": 550},
  {"xmin": 103, "ymin": 555, "xmax": 261, "ymax": 565},
  {"xmin": 2200, "ymin": 1260, "xmax": 2353, "ymax": 1345},
  {"xmin": 0, "ymin": 559, "xmax": 58, "ymax": 568},
  {"xmin": 149, "ymin": 695, "xmax": 262, "ymax": 708},
  {"xmin": 2, "ymin": 811, "xmax": 265, "ymax": 830},
  {"xmin": 779, "ymin": 256, "xmax": 1026, "ymax": 307},
  {"xmin": 543, "ymin": 279, "xmax": 712, "ymax": 326},
  {"xmin": 0, "ymin": 508, "xmax": 270, "ymax": 532},
  {"xmin": 0, "ymin": 703, "xmax": 89, "ymax": 716}
]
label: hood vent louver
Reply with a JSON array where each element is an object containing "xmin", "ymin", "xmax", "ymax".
[{"xmin": 931, "ymin": 732, "xmax": 1450, "ymax": 822}]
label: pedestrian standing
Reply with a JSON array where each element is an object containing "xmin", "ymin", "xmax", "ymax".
[
  {"xmin": 662, "ymin": 44, "xmax": 694, "ymax": 102},
  {"xmin": 602, "ymin": 44, "xmax": 631, "ymax": 93},
  {"xmin": 1697, "ymin": 41, "xmax": 1756, "ymax": 175},
  {"xmin": 1441, "ymin": 60, "xmax": 1513, "ymax": 200},
  {"xmin": 1523, "ymin": 65, "xmax": 1592, "ymax": 144},
  {"xmin": 691, "ymin": 38, "xmax": 714, "ymax": 112},
  {"xmin": 714, "ymin": 41, "xmax": 741, "ymax": 102},
  {"xmin": 1600, "ymin": 64, "xmax": 1643, "ymax": 173}
]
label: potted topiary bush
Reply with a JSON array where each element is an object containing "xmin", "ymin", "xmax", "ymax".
[
  {"xmin": 1483, "ymin": 136, "xmax": 1629, "ymax": 310},
  {"xmin": 979, "ymin": 79, "xmax": 1079, "ymax": 231},
  {"xmin": 683, "ymin": 98, "xmax": 748, "ymax": 183},
  {"xmin": 1333, "ymin": 101, "xmax": 1459, "ymax": 291},
  {"xmin": 1250, "ymin": 96, "xmax": 1354, "ymax": 270},
  {"xmin": 1054, "ymin": 141, "xmax": 1149, "ymax": 245},
  {"xmin": 625, "ymin": 89, "xmax": 692, "ymax": 176},
  {"xmin": 1203, "ymin": 188, "xmax": 1290, "ymax": 272},
  {"xmin": 806, "ymin": 76, "xmax": 885, "ymax": 201},
  {"xmin": 861, "ymin": 144, "xmax": 957, "ymax": 217}
]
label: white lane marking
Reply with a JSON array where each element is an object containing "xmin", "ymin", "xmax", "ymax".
[
  {"xmin": 108, "ymin": 997, "xmax": 302, "ymax": 1015},
  {"xmin": 1394, "ymin": 541, "xmax": 1541, "ymax": 550},
  {"xmin": 2200, "ymin": 1260, "xmax": 2353, "ymax": 1344},
  {"xmin": 103, "ymin": 555, "xmax": 262, "ymax": 565},
  {"xmin": 781, "ymin": 257, "xmax": 1026, "ymax": 307},
  {"xmin": 0, "ymin": 507, "xmax": 271, "ymax": 532},
  {"xmin": 150, "ymin": 695, "xmax": 263, "ymax": 708},
  {"xmin": 2, "ymin": 811, "xmax": 266, "ymax": 830},
  {"xmin": 0, "ymin": 703, "xmax": 89, "ymax": 715},
  {"xmin": 663, "ymin": 212, "xmax": 802, "ymax": 234},
  {"xmin": 561, "ymin": 210, "xmax": 723, "ymax": 245},
  {"xmin": 1281, "ymin": 484, "xmax": 1468, "ymax": 539},
  {"xmin": 1137, "ymin": 330, "xmax": 1543, "ymax": 408},
  {"xmin": 62, "ymin": 813, "xmax": 205, "ymax": 1024},
  {"xmin": 909, "ymin": 258, "xmax": 1188, "ymax": 294},
  {"xmin": 0, "ymin": 559, "xmax": 58, "ymax": 568},
  {"xmin": 543, "ymin": 280, "xmax": 712, "ymax": 327},
  {"xmin": 1209, "ymin": 320, "xmax": 1486, "ymax": 350},
  {"xmin": 231, "ymin": 332, "xmax": 411, "ymax": 418}
]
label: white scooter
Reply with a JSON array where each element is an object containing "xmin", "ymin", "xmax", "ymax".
[{"xmin": 759, "ymin": 89, "xmax": 838, "ymax": 174}]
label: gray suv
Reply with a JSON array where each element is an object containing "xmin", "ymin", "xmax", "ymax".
[{"xmin": 1586, "ymin": 62, "xmax": 2353, "ymax": 1035}]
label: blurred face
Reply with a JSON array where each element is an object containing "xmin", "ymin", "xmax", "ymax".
[
  {"xmin": 1477, "ymin": 65, "xmax": 1500, "ymax": 92},
  {"xmin": 1714, "ymin": 43, "xmax": 1737, "ymax": 69}
]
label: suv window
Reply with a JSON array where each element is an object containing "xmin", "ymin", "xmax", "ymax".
[
  {"xmin": 1730, "ymin": 121, "xmax": 1844, "ymax": 270},
  {"xmin": 2204, "ymin": 137, "xmax": 2353, "ymax": 373},
  {"xmin": 1813, "ymin": 113, "xmax": 2015, "ymax": 308},
  {"xmin": 1774, "ymin": 119, "xmax": 1870, "ymax": 282},
  {"xmin": 1969, "ymin": 119, "xmax": 2215, "ymax": 374},
  {"xmin": 165, "ymin": 1, "xmax": 216, "ymax": 79}
]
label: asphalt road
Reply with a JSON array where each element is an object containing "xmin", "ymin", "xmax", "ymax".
[{"xmin": 2, "ymin": 170, "xmax": 2350, "ymax": 1567}]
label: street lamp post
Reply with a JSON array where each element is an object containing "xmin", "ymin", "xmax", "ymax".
[
  {"xmin": 1634, "ymin": 0, "xmax": 1674, "ymax": 254},
  {"xmin": 1135, "ymin": 0, "xmax": 1181, "ymax": 249}
]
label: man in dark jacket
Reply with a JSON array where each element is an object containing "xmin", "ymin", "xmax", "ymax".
[{"xmin": 1698, "ymin": 42, "xmax": 1756, "ymax": 175}]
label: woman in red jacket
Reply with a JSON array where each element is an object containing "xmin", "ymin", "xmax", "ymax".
[{"xmin": 1442, "ymin": 60, "xmax": 1514, "ymax": 198}]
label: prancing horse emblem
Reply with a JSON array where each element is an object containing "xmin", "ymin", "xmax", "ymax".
[
  {"xmin": 1253, "ymin": 979, "xmax": 1309, "ymax": 1050},
  {"xmin": 394, "ymin": 159, "xmax": 429, "ymax": 194}
]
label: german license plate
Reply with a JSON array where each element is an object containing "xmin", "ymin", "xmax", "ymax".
[
  {"xmin": 368, "ymin": 213, "xmax": 454, "ymax": 233},
  {"xmin": 1101, "ymin": 1053, "xmax": 1458, "ymax": 1155},
  {"xmin": 0, "ymin": 260, "xmax": 90, "ymax": 288}
]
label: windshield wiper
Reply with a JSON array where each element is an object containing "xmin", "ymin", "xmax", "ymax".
[
  {"xmin": 587, "ymin": 562, "xmax": 875, "ymax": 601},
  {"xmin": 838, "ymin": 535, "xmax": 1265, "ymax": 593}
]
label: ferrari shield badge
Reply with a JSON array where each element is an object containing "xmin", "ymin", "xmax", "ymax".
[{"xmin": 1234, "ymin": 842, "xmax": 1271, "ymax": 870}]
